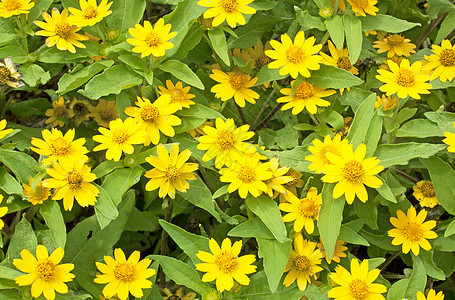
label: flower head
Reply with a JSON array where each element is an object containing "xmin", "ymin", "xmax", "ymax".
[
  {"xmin": 210, "ymin": 69, "xmax": 259, "ymax": 107},
  {"xmin": 263, "ymin": 157, "xmax": 293, "ymax": 197},
  {"xmin": 0, "ymin": 57, "xmax": 23, "ymax": 88},
  {"xmin": 0, "ymin": 195, "xmax": 7, "ymax": 230},
  {"xmin": 317, "ymin": 239, "xmax": 348, "ymax": 263},
  {"xmin": 45, "ymin": 97, "xmax": 69, "ymax": 128},
  {"xmin": 273, "ymin": 168, "xmax": 304, "ymax": 202},
  {"xmin": 0, "ymin": 119, "xmax": 13, "ymax": 139},
  {"xmin": 321, "ymin": 40, "xmax": 359, "ymax": 74},
  {"xmin": 197, "ymin": 0, "xmax": 256, "ymax": 28},
  {"xmin": 195, "ymin": 238, "xmax": 257, "ymax": 292},
  {"xmin": 373, "ymin": 34, "xmax": 416, "ymax": 58},
  {"xmin": 68, "ymin": 98, "xmax": 92, "ymax": 126},
  {"xmin": 265, "ymin": 31, "xmax": 323, "ymax": 79},
  {"xmin": 126, "ymin": 18, "xmax": 177, "ymax": 58},
  {"xmin": 88, "ymin": 99, "xmax": 119, "ymax": 127},
  {"xmin": 13, "ymin": 245, "xmax": 75, "ymax": 300},
  {"xmin": 244, "ymin": 41, "xmax": 273, "ymax": 70},
  {"xmin": 388, "ymin": 206, "xmax": 438, "ymax": 255},
  {"xmin": 413, "ymin": 181, "xmax": 439, "ymax": 208},
  {"xmin": 423, "ymin": 39, "xmax": 455, "ymax": 82},
  {"xmin": 417, "ymin": 289, "xmax": 445, "ymax": 300},
  {"xmin": 305, "ymin": 134, "xmax": 352, "ymax": 174},
  {"xmin": 375, "ymin": 95, "xmax": 398, "ymax": 111},
  {"xmin": 346, "ymin": 0, "xmax": 379, "ymax": 16},
  {"xmin": 68, "ymin": 0, "xmax": 112, "ymax": 27},
  {"xmin": 158, "ymin": 80, "xmax": 196, "ymax": 110},
  {"xmin": 443, "ymin": 122, "xmax": 455, "ymax": 152},
  {"xmin": 163, "ymin": 287, "xmax": 196, "ymax": 300},
  {"xmin": 0, "ymin": 0, "xmax": 34, "ymax": 18},
  {"xmin": 328, "ymin": 259, "xmax": 387, "ymax": 300},
  {"xmin": 94, "ymin": 248, "xmax": 156, "ymax": 300},
  {"xmin": 22, "ymin": 177, "xmax": 51, "ymax": 205}
]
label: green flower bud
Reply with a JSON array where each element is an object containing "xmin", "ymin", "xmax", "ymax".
[{"xmin": 319, "ymin": 7, "xmax": 333, "ymax": 18}]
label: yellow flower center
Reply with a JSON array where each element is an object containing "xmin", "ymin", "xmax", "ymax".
[
  {"xmin": 215, "ymin": 251, "xmax": 238, "ymax": 274},
  {"xmin": 53, "ymin": 105, "xmax": 66, "ymax": 117},
  {"xmin": 50, "ymin": 137, "xmax": 71, "ymax": 156},
  {"xmin": 30, "ymin": 185, "xmax": 47, "ymax": 198},
  {"xmin": 83, "ymin": 6, "xmax": 98, "ymax": 19},
  {"xmin": 293, "ymin": 255, "xmax": 311, "ymax": 272},
  {"xmin": 36, "ymin": 259, "xmax": 56, "ymax": 281},
  {"xmin": 165, "ymin": 165, "xmax": 181, "ymax": 181},
  {"xmin": 238, "ymin": 166, "xmax": 255, "ymax": 183},
  {"xmin": 0, "ymin": 66, "xmax": 12, "ymax": 83},
  {"xmin": 349, "ymin": 279, "xmax": 369, "ymax": 299},
  {"xmin": 298, "ymin": 199, "xmax": 319, "ymax": 217},
  {"xmin": 3, "ymin": 0, "xmax": 20, "ymax": 11},
  {"xmin": 145, "ymin": 32, "xmax": 161, "ymax": 47},
  {"xmin": 404, "ymin": 222, "xmax": 423, "ymax": 242},
  {"xmin": 229, "ymin": 73, "xmax": 247, "ymax": 90},
  {"xmin": 100, "ymin": 109, "xmax": 112, "ymax": 120},
  {"xmin": 255, "ymin": 56, "xmax": 271, "ymax": 69},
  {"xmin": 67, "ymin": 171, "xmax": 83, "ymax": 189},
  {"xmin": 220, "ymin": 0, "xmax": 238, "ymax": 13},
  {"xmin": 140, "ymin": 104, "xmax": 159, "ymax": 122},
  {"xmin": 55, "ymin": 23, "xmax": 72, "ymax": 39},
  {"xmin": 286, "ymin": 46, "xmax": 305, "ymax": 64},
  {"xmin": 294, "ymin": 82, "xmax": 315, "ymax": 99},
  {"xmin": 343, "ymin": 160, "xmax": 364, "ymax": 182},
  {"xmin": 285, "ymin": 170, "xmax": 301, "ymax": 187},
  {"xmin": 387, "ymin": 34, "xmax": 405, "ymax": 46},
  {"xmin": 439, "ymin": 49, "xmax": 455, "ymax": 67},
  {"xmin": 337, "ymin": 57, "xmax": 352, "ymax": 71},
  {"xmin": 169, "ymin": 88, "xmax": 186, "ymax": 103},
  {"xmin": 420, "ymin": 181, "xmax": 435, "ymax": 197},
  {"xmin": 395, "ymin": 69, "xmax": 415, "ymax": 88},
  {"xmin": 112, "ymin": 128, "xmax": 129, "ymax": 144},
  {"xmin": 216, "ymin": 130, "xmax": 236, "ymax": 150},
  {"xmin": 114, "ymin": 263, "xmax": 135, "ymax": 282}
]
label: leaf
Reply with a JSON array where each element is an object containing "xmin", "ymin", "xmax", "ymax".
[
  {"xmin": 28, "ymin": 0, "xmax": 53, "ymax": 24},
  {"xmin": 435, "ymin": 11, "xmax": 455, "ymax": 44},
  {"xmin": 94, "ymin": 184, "xmax": 119, "ymax": 229},
  {"xmin": 404, "ymin": 255, "xmax": 426, "ymax": 300},
  {"xmin": 339, "ymin": 87, "xmax": 374, "ymax": 112},
  {"xmin": 0, "ymin": 33, "xmax": 17, "ymax": 46},
  {"xmin": 374, "ymin": 143, "xmax": 446, "ymax": 168},
  {"xmin": 361, "ymin": 14, "xmax": 420, "ymax": 33},
  {"xmin": 0, "ymin": 266, "xmax": 23, "ymax": 280},
  {"xmin": 177, "ymin": 103, "xmax": 225, "ymax": 120},
  {"xmin": 364, "ymin": 110, "xmax": 383, "ymax": 156},
  {"xmin": 1, "ymin": 217, "xmax": 37, "ymax": 268},
  {"xmin": 265, "ymin": 146, "xmax": 311, "ymax": 172},
  {"xmin": 309, "ymin": 65, "xmax": 363, "ymax": 89},
  {"xmin": 180, "ymin": 177, "xmax": 222, "ymax": 222},
  {"xmin": 419, "ymin": 249, "xmax": 446, "ymax": 280},
  {"xmin": 176, "ymin": 23, "xmax": 204, "ymax": 60},
  {"xmin": 92, "ymin": 160, "xmax": 124, "ymax": 179},
  {"xmin": 0, "ymin": 46, "xmax": 28, "ymax": 63},
  {"xmin": 8, "ymin": 98, "xmax": 51, "ymax": 118},
  {"xmin": 208, "ymin": 27, "xmax": 230, "ymax": 66},
  {"xmin": 37, "ymin": 41, "xmax": 102, "ymax": 64},
  {"xmin": 39, "ymin": 201, "xmax": 66, "ymax": 248},
  {"xmin": 445, "ymin": 219, "xmax": 455, "ymax": 237},
  {"xmin": 228, "ymin": 218, "xmax": 275, "ymax": 239},
  {"xmin": 427, "ymin": 0, "xmax": 455, "ymax": 18},
  {"xmin": 296, "ymin": 9, "xmax": 326, "ymax": 31},
  {"xmin": 104, "ymin": 0, "xmax": 146, "ymax": 33},
  {"xmin": 0, "ymin": 167, "xmax": 23, "ymax": 195},
  {"xmin": 387, "ymin": 278, "xmax": 409, "ymax": 300},
  {"xmin": 101, "ymin": 167, "xmax": 143, "ymax": 206},
  {"xmin": 346, "ymin": 94, "xmax": 376, "ymax": 148},
  {"xmin": 396, "ymin": 119, "xmax": 444, "ymax": 138},
  {"xmin": 257, "ymin": 239, "xmax": 291, "ymax": 293},
  {"xmin": 159, "ymin": 60, "xmax": 204, "ymax": 90},
  {"xmin": 360, "ymin": 230, "xmax": 400, "ymax": 251},
  {"xmin": 118, "ymin": 54, "xmax": 147, "ymax": 70},
  {"xmin": 246, "ymin": 195, "xmax": 290, "ymax": 243},
  {"xmin": 255, "ymin": 67, "xmax": 287, "ymax": 86},
  {"xmin": 325, "ymin": 16, "xmax": 344, "ymax": 49},
  {"xmin": 343, "ymin": 14, "xmax": 362, "ymax": 64},
  {"xmin": 354, "ymin": 198, "xmax": 378, "ymax": 230},
  {"xmin": 433, "ymin": 235, "xmax": 455, "ymax": 251},
  {"xmin": 20, "ymin": 64, "xmax": 51, "ymax": 87},
  {"xmin": 376, "ymin": 177, "xmax": 397, "ymax": 203},
  {"xmin": 338, "ymin": 225, "xmax": 370, "ymax": 246},
  {"xmin": 424, "ymin": 111, "xmax": 455, "ymax": 132}
]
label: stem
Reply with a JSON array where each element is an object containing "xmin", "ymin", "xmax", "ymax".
[
  {"xmin": 320, "ymin": 31, "xmax": 330, "ymax": 46},
  {"xmin": 380, "ymin": 250, "xmax": 401, "ymax": 271},
  {"xmin": 159, "ymin": 198, "xmax": 174, "ymax": 285},
  {"xmin": 252, "ymin": 103, "xmax": 284, "ymax": 131},
  {"xmin": 202, "ymin": 32, "xmax": 226, "ymax": 72},
  {"xmin": 236, "ymin": 104, "xmax": 248, "ymax": 125},
  {"xmin": 25, "ymin": 206, "xmax": 38, "ymax": 222},
  {"xmin": 308, "ymin": 113, "xmax": 320, "ymax": 125},
  {"xmin": 332, "ymin": 0, "xmax": 340, "ymax": 16},
  {"xmin": 393, "ymin": 168, "xmax": 419, "ymax": 184},
  {"xmin": 252, "ymin": 90, "xmax": 275, "ymax": 127}
]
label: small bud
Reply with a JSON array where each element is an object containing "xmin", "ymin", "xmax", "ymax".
[
  {"xmin": 124, "ymin": 155, "xmax": 136, "ymax": 167},
  {"xmin": 319, "ymin": 7, "xmax": 333, "ymax": 18},
  {"xmin": 198, "ymin": 16, "xmax": 214, "ymax": 29},
  {"xmin": 203, "ymin": 290, "xmax": 221, "ymax": 300},
  {"xmin": 105, "ymin": 29, "xmax": 118, "ymax": 41},
  {"xmin": 210, "ymin": 102, "xmax": 220, "ymax": 110}
]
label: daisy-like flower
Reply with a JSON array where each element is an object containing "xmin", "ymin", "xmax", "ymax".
[
  {"xmin": 210, "ymin": 69, "xmax": 259, "ymax": 107},
  {"xmin": 279, "ymin": 187, "xmax": 322, "ymax": 234},
  {"xmin": 22, "ymin": 177, "xmax": 51, "ymax": 205},
  {"xmin": 423, "ymin": 39, "xmax": 455, "ymax": 82},
  {"xmin": 277, "ymin": 80, "xmax": 335, "ymax": 115},
  {"xmin": 0, "ymin": 119, "xmax": 13, "ymax": 139},
  {"xmin": 320, "ymin": 41, "xmax": 359, "ymax": 75},
  {"xmin": 145, "ymin": 144, "xmax": 198, "ymax": 199},
  {"xmin": 88, "ymin": 98, "xmax": 119, "ymax": 127},
  {"xmin": 263, "ymin": 157, "xmax": 293, "ymax": 197},
  {"xmin": 197, "ymin": 118, "xmax": 256, "ymax": 169},
  {"xmin": 45, "ymin": 97, "xmax": 69, "ymax": 128},
  {"xmin": 0, "ymin": 57, "xmax": 23, "ymax": 88},
  {"xmin": 126, "ymin": 18, "xmax": 177, "ymax": 58},
  {"xmin": 43, "ymin": 159, "xmax": 99, "ymax": 211},
  {"xmin": 443, "ymin": 122, "xmax": 455, "ymax": 152},
  {"xmin": 388, "ymin": 206, "xmax": 438, "ymax": 255},
  {"xmin": 0, "ymin": 0, "xmax": 34, "ymax": 18},
  {"xmin": 273, "ymin": 168, "xmax": 304, "ymax": 202},
  {"xmin": 346, "ymin": 0, "xmax": 379, "ymax": 16},
  {"xmin": 195, "ymin": 238, "xmax": 257, "ymax": 292},
  {"xmin": 283, "ymin": 232, "xmax": 323, "ymax": 292},
  {"xmin": 197, "ymin": 0, "xmax": 256, "ymax": 28},
  {"xmin": 244, "ymin": 41, "xmax": 273, "ymax": 70},
  {"xmin": 13, "ymin": 245, "xmax": 75, "ymax": 300},
  {"xmin": 219, "ymin": 153, "xmax": 273, "ymax": 199},
  {"xmin": 328, "ymin": 259, "xmax": 387, "ymax": 300},
  {"xmin": 188, "ymin": 121, "xmax": 214, "ymax": 138},
  {"xmin": 376, "ymin": 59, "xmax": 432, "ymax": 99},
  {"xmin": 321, "ymin": 143, "xmax": 384, "ymax": 204},
  {"xmin": 413, "ymin": 180, "xmax": 440, "ymax": 208},
  {"xmin": 93, "ymin": 118, "xmax": 145, "ymax": 161},
  {"xmin": 68, "ymin": 98, "xmax": 92, "ymax": 126},
  {"xmin": 30, "ymin": 128, "xmax": 89, "ymax": 165},
  {"xmin": 330, "ymin": 0, "xmax": 346, "ymax": 12},
  {"xmin": 35, "ymin": 8, "xmax": 89, "ymax": 53},
  {"xmin": 417, "ymin": 289, "xmax": 445, "ymax": 300},
  {"xmin": 305, "ymin": 134, "xmax": 352, "ymax": 174},
  {"xmin": 158, "ymin": 80, "xmax": 196, "ymax": 110},
  {"xmin": 124, "ymin": 95, "xmax": 181, "ymax": 146},
  {"xmin": 373, "ymin": 34, "xmax": 416, "ymax": 58},
  {"xmin": 265, "ymin": 31, "xmax": 323, "ymax": 79},
  {"xmin": 94, "ymin": 248, "xmax": 156, "ymax": 300},
  {"xmin": 317, "ymin": 239, "xmax": 348, "ymax": 263},
  {"xmin": 68, "ymin": 0, "xmax": 113, "ymax": 27},
  {"xmin": 163, "ymin": 287, "xmax": 196, "ymax": 300},
  {"xmin": 0, "ymin": 195, "xmax": 7, "ymax": 230},
  {"xmin": 375, "ymin": 94, "xmax": 398, "ymax": 111}
]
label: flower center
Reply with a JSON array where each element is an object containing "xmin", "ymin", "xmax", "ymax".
[
  {"xmin": 169, "ymin": 88, "xmax": 185, "ymax": 103},
  {"xmin": 3, "ymin": 0, "xmax": 20, "ymax": 11},
  {"xmin": 100, "ymin": 109, "xmax": 112, "ymax": 120},
  {"xmin": 298, "ymin": 199, "xmax": 319, "ymax": 217},
  {"xmin": 337, "ymin": 57, "xmax": 352, "ymax": 71},
  {"xmin": 31, "ymin": 185, "xmax": 47, "ymax": 198},
  {"xmin": 36, "ymin": 259, "xmax": 55, "ymax": 281},
  {"xmin": 387, "ymin": 34, "xmax": 405, "ymax": 46},
  {"xmin": 294, "ymin": 82, "xmax": 315, "ymax": 99},
  {"xmin": 343, "ymin": 160, "xmax": 364, "ymax": 182},
  {"xmin": 215, "ymin": 251, "xmax": 238, "ymax": 274},
  {"xmin": 238, "ymin": 166, "xmax": 255, "ymax": 183},
  {"xmin": 293, "ymin": 255, "xmax": 312, "ymax": 272},
  {"xmin": 216, "ymin": 130, "xmax": 236, "ymax": 150},
  {"xmin": 140, "ymin": 105, "xmax": 159, "ymax": 122},
  {"xmin": 404, "ymin": 222, "xmax": 423, "ymax": 242},
  {"xmin": 229, "ymin": 73, "xmax": 246, "ymax": 89},
  {"xmin": 439, "ymin": 49, "xmax": 455, "ymax": 67},
  {"xmin": 55, "ymin": 23, "xmax": 72, "ymax": 39},
  {"xmin": 0, "ymin": 66, "xmax": 12, "ymax": 83},
  {"xmin": 114, "ymin": 263, "xmax": 135, "ymax": 282},
  {"xmin": 112, "ymin": 128, "xmax": 129, "ymax": 144},
  {"xmin": 50, "ymin": 137, "xmax": 70, "ymax": 156},
  {"xmin": 396, "ymin": 69, "xmax": 415, "ymax": 88},
  {"xmin": 285, "ymin": 170, "xmax": 300, "ymax": 187},
  {"xmin": 72, "ymin": 102, "xmax": 89, "ymax": 116},
  {"xmin": 286, "ymin": 46, "xmax": 305, "ymax": 64},
  {"xmin": 255, "ymin": 56, "xmax": 271, "ymax": 69},
  {"xmin": 351, "ymin": 0, "xmax": 368, "ymax": 8},
  {"xmin": 145, "ymin": 32, "xmax": 161, "ymax": 47},
  {"xmin": 165, "ymin": 165, "xmax": 181, "ymax": 181},
  {"xmin": 220, "ymin": 0, "xmax": 238, "ymax": 13},
  {"xmin": 67, "ymin": 171, "xmax": 83, "ymax": 189},
  {"xmin": 349, "ymin": 279, "xmax": 369, "ymax": 299},
  {"xmin": 420, "ymin": 181, "xmax": 435, "ymax": 197},
  {"xmin": 53, "ymin": 105, "xmax": 66, "ymax": 117},
  {"xmin": 83, "ymin": 6, "xmax": 97, "ymax": 19}
]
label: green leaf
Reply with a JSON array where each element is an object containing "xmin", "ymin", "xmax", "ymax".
[
  {"xmin": 246, "ymin": 195, "xmax": 290, "ymax": 243},
  {"xmin": 265, "ymin": 146, "xmax": 311, "ymax": 173},
  {"xmin": 105, "ymin": 0, "xmax": 146, "ymax": 33},
  {"xmin": 92, "ymin": 160, "xmax": 124, "ymax": 178},
  {"xmin": 0, "ymin": 266, "xmax": 23, "ymax": 280},
  {"xmin": 37, "ymin": 41, "xmax": 102, "ymax": 64},
  {"xmin": 118, "ymin": 54, "xmax": 147, "ymax": 70},
  {"xmin": 354, "ymin": 198, "xmax": 378, "ymax": 230},
  {"xmin": 228, "ymin": 218, "xmax": 275, "ymax": 239},
  {"xmin": 360, "ymin": 230, "xmax": 400, "ymax": 251},
  {"xmin": 20, "ymin": 64, "xmax": 51, "ymax": 87},
  {"xmin": 180, "ymin": 177, "xmax": 222, "ymax": 222},
  {"xmin": 0, "ymin": 46, "xmax": 28, "ymax": 63},
  {"xmin": 338, "ymin": 225, "xmax": 370, "ymax": 246},
  {"xmin": 176, "ymin": 23, "xmax": 204, "ymax": 60},
  {"xmin": 39, "ymin": 201, "xmax": 66, "ymax": 248},
  {"xmin": 257, "ymin": 239, "xmax": 291, "ymax": 293},
  {"xmin": 434, "ymin": 235, "xmax": 455, "ymax": 251},
  {"xmin": 325, "ymin": 15, "xmax": 344, "ymax": 50},
  {"xmin": 8, "ymin": 98, "xmax": 51, "ymax": 118},
  {"xmin": 28, "ymin": 0, "xmax": 53, "ymax": 24},
  {"xmin": 343, "ymin": 14, "xmax": 362, "ymax": 64},
  {"xmin": 255, "ymin": 67, "xmax": 287, "ymax": 86},
  {"xmin": 159, "ymin": 60, "xmax": 204, "ymax": 90},
  {"xmin": 317, "ymin": 183, "xmax": 345, "ymax": 259},
  {"xmin": 427, "ymin": 0, "xmax": 455, "ymax": 18},
  {"xmin": 430, "ymin": 78, "xmax": 455, "ymax": 89},
  {"xmin": 346, "ymin": 94, "xmax": 376, "ymax": 148},
  {"xmin": 424, "ymin": 111, "xmax": 455, "ymax": 132},
  {"xmin": 177, "ymin": 103, "xmax": 225, "ymax": 120},
  {"xmin": 419, "ymin": 249, "xmax": 446, "ymax": 280},
  {"xmin": 374, "ymin": 143, "xmax": 446, "ymax": 168},
  {"xmin": 0, "ymin": 167, "xmax": 23, "ymax": 195},
  {"xmin": 376, "ymin": 177, "xmax": 397, "ymax": 203},
  {"xmin": 101, "ymin": 167, "xmax": 143, "ymax": 206},
  {"xmin": 339, "ymin": 87, "xmax": 374, "ymax": 112},
  {"xmin": 208, "ymin": 27, "xmax": 230, "ymax": 66},
  {"xmin": 445, "ymin": 219, "xmax": 455, "ymax": 237},
  {"xmin": 364, "ymin": 110, "xmax": 383, "ymax": 156},
  {"xmin": 361, "ymin": 14, "xmax": 420, "ymax": 33},
  {"xmin": 0, "ymin": 33, "xmax": 17, "ymax": 46},
  {"xmin": 1, "ymin": 217, "xmax": 37, "ymax": 268},
  {"xmin": 94, "ymin": 184, "xmax": 119, "ymax": 229},
  {"xmin": 296, "ymin": 9, "xmax": 326, "ymax": 31},
  {"xmin": 404, "ymin": 255, "xmax": 426, "ymax": 300},
  {"xmin": 395, "ymin": 108, "xmax": 417, "ymax": 125},
  {"xmin": 396, "ymin": 119, "xmax": 444, "ymax": 138},
  {"xmin": 309, "ymin": 65, "xmax": 363, "ymax": 89},
  {"xmin": 436, "ymin": 11, "xmax": 455, "ymax": 44}
]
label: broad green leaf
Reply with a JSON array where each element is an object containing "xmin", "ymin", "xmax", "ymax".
[
  {"xmin": 20, "ymin": 64, "xmax": 51, "ymax": 87},
  {"xmin": 124, "ymin": 207, "xmax": 158, "ymax": 232},
  {"xmin": 228, "ymin": 218, "xmax": 274, "ymax": 239},
  {"xmin": 309, "ymin": 65, "xmax": 363, "ymax": 89},
  {"xmin": 339, "ymin": 87, "xmax": 374, "ymax": 112},
  {"xmin": 105, "ymin": 0, "xmax": 146, "ymax": 33},
  {"xmin": 0, "ymin": 167, "xmax": 23, "ymax": 195},
  {"xmin": 374, "ymin": 143, "xmax": 446, "ymax": 168},
  {"xmin": 8, "ymin": 98, "xmax": 51, "ymax": 118},
  {"xmin": 360, "ymin": 230, "xmax": 400, "ymax": 251},
  {"xmin": 361, "ymin": 14, "xmax": 420, "ymax": 33},
  {"xmin": 376, "ymin": 177, "xmax": 397, "ymax": 203},
  {"xmin": 1, "ymin": 217, "xmax": 37, "ymax": 268},
  {"xmin": 208, "ymin": 27, "xmax": 230, "ymax": 66},
  {"xmin": 174, "ymin": 117, "xmax": 205, "ymax": 134},
  {"xmin": 325, "ymin": 16, "xmax": 344, "ymax": 49},
  {"xmin": 346, "ymin": 94, "xmax": 376, "ymax": 148},
  {"xmin": 338, "ymin": 225, "xmax": 370, "ymax": 246},
  {"xmin": 180, "ymin": 177, "xmax": 222, "ymax": 222},
  {"xmin": 116, "ymin": 90, "xmax": 132, "ymax": 120},
  {"xmin": 320, "ymin": 109, "xmax": 344, "ymax": 131},
  {"xmin": 343, "ymin": 15, "xmax": 362, "ymax": 64},
  {"xmin": 424, "ymin": 111, "xmax": 455, "ymax": 132},
  {"xmin": 257, "ymin": 239, "xmax": 291, "ymax": 293},
  {"xmin": 396, "ymin": 119, "xmax": 444, "ymax": 138},
  {"xmin": 419, "ymin": 250, "xmax": 446, "ymax": 280},
  {"xmin": 395, "ymin": 108, "xmax": 417, "ymax": 125},
  {"xmin": 0, "ymin": 46, "xmax": 27, "ymax": 63},
  {"xmin": 118, "ymin": 54, "xmax": 147, "ymax": 70},
  {"xmin": 176, "ymin": 23, "xmax": 204, "ymax": 60},
  {"xmin": 296, "ymin": 9, "xmax": 326, "ymax": 31},
  {"xmin": 101, "ymin": 167, "xmax": 143, "ymax": 206},
  {"xmin": 445, "ymin": 219, "xmax": 455, "ymax": 237},
  {"xmin": 364, "ymin": 110, "xmax": 383, "ymax": 156},
  {"xmin": 0, "ymin": 266, "xmax": 23, "ymax": 280},
  {"xmin": 387, "ymin": 278, "xmax": 409, "ymax": 300},
  {"xmin": 177, "ymin": 103, "xmax": 225, "ymax": 120},
  {"xmin": 434, "ymin": 235, "xmax": 455, "ymax": 251},
  {"xmin": 39, "ymin": 201, "xmax": 66, "ymax": 248},
  {"xmin": 265, "ymin": 146, "xmax": 311, "ymax": 172},
  {"xmin": 94, "ymin": 184, "xmax": 119, "ymax": 229},
  {"xmin": 354, "ymin": 197, "xmax": 378, "ymax": 230},
  {"xmin": 430, "ymin": 78, "xmax": 455, "ymax": 89},
  {"xmin": 404, "ymin": 255, "xmax": 426, "ymax": 300},
  {"xmin": 37, "ymin": 41, "xmax": 102, "ymax": 64},
  {"xmin": 427, "ymin": 0, "xmax": 455, "ymax": 18},
  {"xmin": 28, "ymin": 0, "xmax": 53, "ymax": 24},
  {"xmin": 159, "ymin": 60, "xmax": 204, "ymax": 90},
  {"xmin": 255, "ymin": 67, "xmax": 286, "ymax": 86},
  {"xmin": 0, "ymin": 33, "xmax": 17, "ymax": 46},
  {"xmin": 92, "ymin": 160, "xmax": 124, "ymax": 179}
]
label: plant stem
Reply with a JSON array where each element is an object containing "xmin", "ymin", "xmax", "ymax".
[
  {"xmin": 380, "ymin": 250, "xmax": 401, "ymax": 271},
  {"xmin": 252, "ymin": 103, "xmax": 283, "ymax": 131},
  {"xmin": 202, "ymin": 32, "xmax": 226, "ymax": 72},
  {"xmin": 393, "ymin": 168, "xmax": 418, "ymax": 184},
  {"xmin": 159, "ymin": 198, "xmax": 174, "ymax": 285},
  {"xmin": 25, "ymin": 206, "xmax": 38, "ymax": 222},
  {"xmin": 252, "ymin": 90, "xmax": 275, "ymax": 127},
  {"xmin": 236, "ymin": 104, "xmax": 248, "ymax": 125}
]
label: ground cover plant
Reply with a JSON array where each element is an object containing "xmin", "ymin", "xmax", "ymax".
[{"xmin": 0, "ymin": 0, "xmax": 455, "ymax": 299}]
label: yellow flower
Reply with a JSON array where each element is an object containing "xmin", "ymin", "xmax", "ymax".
[
  {"xmin": 68, "ymin": 98, "xmax": 92, "ymax": 126},
  {"xmin": 197, "ymin": 0, "xmax": 256, "ymax": 28},
  {"xmin": 124, "ymin": 95, "xmax": 181, "ymax": 146},
  {"xmin": 443, "ymin": 122, "xmax": 455, "ymax": 152},
  {"xmin": 0, "ymin": 194, "xmax": 7, "ymax": 230},
  {"xmin": 278, "ymin": 80, "xmax": 335, "ymax": 115},
  {"xmin": 346, "ymin": 0, "xmax": 379, "ymax": 16},
  {"xmin": 376, "ymin": 59, "xmax": 432, "ymax": 99},
  {"xmin": 279, "ymin": 187, "xmax": 321, "ymax": 234},
  {"xmin": 94, "ymin": 248, "xmax": 156, "ymax": 300},
  {"xmin": 0, "ymin": 119, "xmax": 13, "ymax": 139},
  {"xmin": 413, "ymin": 180, "xmax": 440, "ymax": 208},
  {"xmin": 188, "ymin": 121, "xmax": 214, "ymax": 138},
  {"xmin": 0, "ymin": 57, "xmax": 23, "ymax": 88},
  {"xmin": 197, "ymin": 118, "xmax": 256, "ymax": 169},
  {"xmin": 219, "ymin": 154, "xmax": 273, "ymax": 199},
  {"xmin": 330, "ymin": 0, "xmax": 346, "ymax": 12},
  {"xmin": 30, "ymin": 128, "xmax": 89, "ymax": 165},
  {"xmin": 273, "ymin": 168, "xmax": 304, "ymax": 202},
  {"xmin": 373, "ymin": 34, "xmax": 416, "ymax": 58},
  {"xmin": 44, "ymin": 159, "xmax": 99, "ymax": 211},
  {"xmin": 321, "ymin": 143, "xmax": 384, "ymax": 204},
  {"xmin": 423, "ymin": 39, "xmax": 455, "ymax": 82},
  {"xmin": 263, "ymin": 157, "xmax": 293, "ymax": 197},
  {"xmin": 375, "ymin": 95, "xmax": 398, "ymax": 111},
  {"xmin": 244, "ymin": 41, "xmax": 273, "ymax": 70},
  {"xmin": 35, "ymin": 8, "xmax": 89, "ymax": 53},
  {"xmin": 162, "ymin": 287, "xmax": 196, "ymax": 300},
  {"xmin": 265, "ymin": 31, "xmax": 323, "ymax": 79},
  {"xmin": 305, "ymin": 134, "xmax": 352, "ymax": 174},
  {"xmin": 145, "ymin": 144, "xmax": 198, "ymax": 199},
  {"xmin": 22, "ymin": 177, "xmax": 51, "ymax": 205},
  {"xmin": 388, "ymin": 206, "xmax": 438, "ymax": 255},
  {"xmin": 0, "ymin": 0, "xmax": 33, "ymax": 18},
  {"xmin": 195, "ymin": 238, "xmax": 257, "ymax": 292},
  {"xmin": 320, "ymin": 41, "xmax": 359, "ymax": 75},
  {"xmin": 88, "ymin": 99, "xmax": 119, "ymax": 127},
  {"xmin": 158, "ymin": 80, "xmax": 196, "ymax": 110},
  {"xmin": 417, "ymin": 289, "xmax": 445, "ymax": 300},
  {"xmin": 283, "ymin": 232, "xmax": 323, "ymax": 292},
  {"xmin": 13, "ymin": 245, "xmax": 75, "ymax": 300},
  {"xmin": 68, "ymin": 0, "xmax": 113, "ymax": 27},
  {"xmin": 126, "ymin": 18, "xmax": 177, "ymax": 58},
  {"xmin": 210, "ymin": 69, "xmax": 259, "ymax": 107},
  {"xmin": 93, "ymin": 117, "xmax": 145, "ymax": 162},
  {"xmin": 328, "ymin": 259, "xmax": 387, "ymax": 300},
  {"xmin": 45, "ymin": 97, "xmax": 69, "ymax": 128},
  {"xmin": 317, "ymin": 239, "xmax": 348, "ymax": 263}
]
